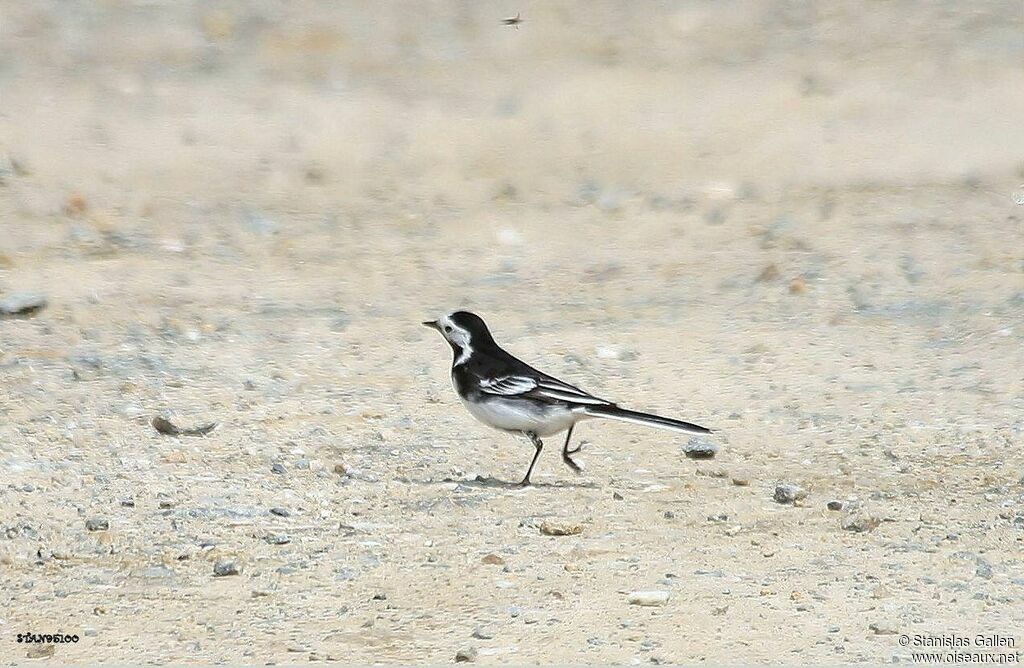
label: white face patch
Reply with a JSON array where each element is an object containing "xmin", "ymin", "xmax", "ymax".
[{"xmin": 438, "ymin": 313, "xmax": 473, "ymax": 364}]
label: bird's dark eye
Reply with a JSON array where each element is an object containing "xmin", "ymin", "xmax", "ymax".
[{"xmin": 444, "ymin": 326, "xmax": 453, "ymax": 333}]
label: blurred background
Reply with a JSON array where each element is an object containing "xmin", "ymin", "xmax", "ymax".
[
  {"xmin": 1, "ymin": 0, "xmax": 1020, "ymax": 426},
  {"xmin": 3, "ymin": 1, "xmax": 1023, "ymax": 220},
  {"xmin": 1, "ymin": 1, "xmax": 1022, "ymax": 663}
]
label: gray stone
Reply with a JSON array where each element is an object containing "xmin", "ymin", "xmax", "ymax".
[
  {"xmin": 774, "ymin": 483, "xmax": 807, "ymax": 504},
  {"xmin": 0, "ymin": 293, "xmax": 47, "ymax": 318},
  {"xmin": 85, "ymin": 518, "xmax": 109, "ymax": 532},
  {"xmin": 683, "ymin": 437, "xmax": 717, "ymax": 460},
  {"xmin": 270, "ymin": 507, "xmax": 290, "ymax": 517},
  {"xmin": 271, "ymin": 463, "xmax": 286, "ymax": 475},
  {"xmin": 213, "ymin": 560, "xmax": 241, "ymax": 576},
  {"xmin": 841, "ymin": 514, "xmax": 881, "ymax": 533}
]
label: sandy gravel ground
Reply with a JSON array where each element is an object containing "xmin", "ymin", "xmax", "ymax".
[{"xmin": 1, "ymin": 1, "xmax": 1023, "ymax": 664}]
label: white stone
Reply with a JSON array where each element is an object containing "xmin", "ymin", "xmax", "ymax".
[{"xmin": 628, "ymin": 590, "xmax": 670, "ymax": 607}]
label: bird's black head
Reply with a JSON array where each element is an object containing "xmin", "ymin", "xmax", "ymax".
[{"xmin": 422, "ymin": 310, "xmax": 496, "ymax": 361}]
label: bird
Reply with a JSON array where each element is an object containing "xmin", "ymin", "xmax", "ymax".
[{"xmin": 423, "ymin": 311, "xmax": 712, "ymax": 485}]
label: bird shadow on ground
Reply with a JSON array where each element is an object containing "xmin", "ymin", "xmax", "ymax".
[{"xmin": 411, "ymin": 475, "xmax": 598, "ymax": 490}]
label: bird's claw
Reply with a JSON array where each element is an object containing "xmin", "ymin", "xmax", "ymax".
[{"xmin": 561, "ymin": 452, "xmax": 583, "ymax": 473}]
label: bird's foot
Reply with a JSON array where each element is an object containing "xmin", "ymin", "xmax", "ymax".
[
  {"xmin": 562, "ymin": 440, "xmax": 585, "ymax": 473},
  {"xmin": 561, "ymin": 452, "xmax": 584, "ymax": 473}
]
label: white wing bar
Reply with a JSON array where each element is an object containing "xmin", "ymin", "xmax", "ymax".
[{"xmin": 480, "ymin": 375, "xmax": 609, "ymax": 406}]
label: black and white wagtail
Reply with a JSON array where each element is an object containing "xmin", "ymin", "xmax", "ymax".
[{"xmin": 424, "ymin": 311, "xmax": 712, "ymax": 485}]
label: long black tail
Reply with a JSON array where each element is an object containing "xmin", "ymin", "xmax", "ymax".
[{"xmin": 582, "ymin": 405, "xmax": 711, "ymax": 435}]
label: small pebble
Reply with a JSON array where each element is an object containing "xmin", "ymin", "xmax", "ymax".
[
  {"xmin": 270, "ymin": 507, "xmax": 291, "ymax": 517},
  {"xmin": 481, "ymin": 553, "xmax": 506, "ymax": 566},
  {"xmin": 540, "ymin": 521, "xmax": 583, "ymax": 536},
  {"xmin": 152, "ymin": 415, "xmax": 216, "ymax": 437},
  {"xmin": 265, "ymin": 533, "xmax": 290, "ymax": 545},
  {"xmin": 455, "ymin": 647, "xmax": 478, "ymax": 663},
  {"xmin": 827, "ymin": 500, "xmax": 843, "ymax": 511},
  {"xmin": 0, "ymin": 293, "xmax": 47, "ymax": 318},
  {"xmin": 683, "ymin": 437, "xmax": 717, "ymax": 460},
  {"xmin": 869, "ymin": 622, "xmax": 898, "ymax": 635},
  {"xmin": 841, "ymin": 514, "xmax": 881, "ymax": 533},
  {"xmin": 271, "ymin": 463, "xmax": 286, "ymax": 475},
  {"xmin": 213, "ymin": 560, "xmax": 241, "ymax": 576},
  {"xmin": 731, "ymin": 477, "xmax": 750, "ymax": 487},
  {"xmin": 774, "ymin": 483, "xmax": 807, "ymax": 504},
  {"xmin": 613, "ymin": 491, "xmax": 624, "ymax": 501},
  {"xmin": 628, "ymin": 590, "xmax": 670, "ymax": 607},
  {"xmin": 85, "ymin": 518, "xmax": 109, "ymax": 532},
  {"xmin": 471, "ymin": 627, "xmax": 493, "ymax": 640}
]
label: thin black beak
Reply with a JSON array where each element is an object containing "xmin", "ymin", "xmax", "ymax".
[{"xmin": 422, "ymin": 320, "xmax": 441, "ymax": 331}]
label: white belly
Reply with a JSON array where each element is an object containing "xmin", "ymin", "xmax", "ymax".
[{"xmin": 460, "ymin": 396, "xmax": 580, "ymax": 436}]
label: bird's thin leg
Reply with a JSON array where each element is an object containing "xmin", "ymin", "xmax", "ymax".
[
  {"xmin": 561, "ymin": 424, "xmax": 583, "ymax": 473},
  {"xmin": 520, "ymin": 431, "xmax": 543, "ymax": 486},
  {"xmin": 564, "ymin": 424, "xmax": 584, "ymax": 455}
]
